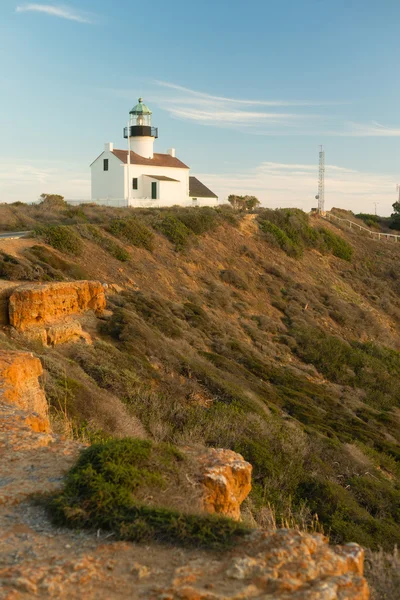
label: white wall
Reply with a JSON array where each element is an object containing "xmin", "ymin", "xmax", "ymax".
[
  {"xmin": 126, "ymin": 163, "xmax": 189, "ymax": 206},
  {"xmin": 91, "ymin": 150, "xmax": 125, "ymax": 201},
  {"xmin": 130, "ymin": 136, "xmax": 154, "ymax": 159},
  {"xmin": 190, "ymin": 197, "xmax": 219, "ymax": 207},
  {"xmin": 91, "ymin": 147, "xmax": 218, "ymax": 208}
]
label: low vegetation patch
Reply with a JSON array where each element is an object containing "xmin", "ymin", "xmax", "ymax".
[
  {"xmin": 25, "ymin": 245, "xmax": 89, "ymax": 280},
  {"xmin": 34, "ymin": 225, "xmax": 83, "ymax": 256},
  {"xmin": 49, "ymin": 438, "xmax": 248, "ymax": 547},
  {"xmin": 290, "ymin": 325, "xmax": 400, "ymax": 409},
  {"xmin": 156, "ymin": 214, "xmax": 192, "ymax": 251},
  {"xmin": 76, "ymin": 224, "xmax": 129, "ymax": 262},
  {"xmin": 107, "ymin": 218, "xmax": 154, "ymax": 252},
  {"xmin": 258, "ymin": 208, "xmax": 352, "ymax": 261}
]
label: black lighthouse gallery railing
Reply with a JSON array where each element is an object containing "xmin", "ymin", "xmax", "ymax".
[{"xmin": 123, "ymin": 126, "xmax": 158, "ymax": 139}]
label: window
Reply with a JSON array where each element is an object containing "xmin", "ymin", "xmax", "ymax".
[
  {"xmin": 132, "ymin": 177, "xmax": 138, "ymax": 190},
  {"xmin": 103, "ymin": 159, "xmax": 109, "ymax": 171},
  {"xmin": 151, "ymin": 181, "xmax": 157, "ymax": 200}
]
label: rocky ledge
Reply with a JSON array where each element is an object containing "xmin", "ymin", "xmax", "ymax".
[
  {"xmin": 6, "ymin": 280, "xmax": 106, "ymax": 346},
  {"xmin": 0, "ymin": 349, "xmax": 369, "ymax": 599}
]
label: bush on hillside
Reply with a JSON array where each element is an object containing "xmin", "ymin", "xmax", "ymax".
[
  {"xmin": 175, "ymin": 207, "xmax": 220, "ymax": 234},
  {"xmin": 0, "ymin": 252, "xmax": 43, "ymax": 281},
  {"xmin": 49, "ymin": 438, "xmax": 248, "ymax": 547},
  {"xmin": 318, "ymin": 228, "xmax": 353, "ymax": 261},
  {"xmin": 259, "ymin": 220, "xmax": 299, "ymax": 257},
  {"xmin": 258, "ymin": 209, "xmax": 353, "ymax": 261},
  {"xmin": 156, "ymin": 215, "xmax": 191, "ymax": 251},
  {"xmin": 77, "ymin": 224, "xmax": 129, "ymax": 262},
  {"xmin": 24, "ymin": 245, "xmax": 89, "ymax": 280},
  {"xmin": 290, "ymin": 325, "xmax": 400, "ymax": 408},
  {"xmin": 220, "ymin": 269, "xmax": 248, "ymax": 290},
  {"xmin": 107, "ymin": 218, "xmax": 154, "ymax": 252},
  {"xmin": 39, "ymin": 194, "xmax": 66, "ymax": 210},
  {"xmin": 34, "ymin": 225, "xmax": 83, "ymax": 256}
]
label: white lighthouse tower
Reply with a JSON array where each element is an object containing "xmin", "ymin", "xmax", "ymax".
[
  {"xmin": 90, "ymin": 98, "xmax": 218, "ymax": 208},
  {"xmin": 123, "ymin": 98, "xmax": 158, "ymax": 159}
]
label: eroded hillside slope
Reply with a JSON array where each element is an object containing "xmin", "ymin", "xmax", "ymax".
[{"xmin": 1, "ymin": 202, "xmax": 400, "ymax": 555}]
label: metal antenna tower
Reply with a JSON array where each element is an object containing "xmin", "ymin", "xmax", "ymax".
[
  {"xmin": 318, "ymin": 145, "xmax": 325, "ymax": 215},
  {"xmin": 397, "ymin": 184, "xmax": 400, "ymax": 203}
]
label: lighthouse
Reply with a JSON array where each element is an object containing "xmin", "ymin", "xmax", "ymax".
[
  {"xmin": 123, "ymin": 98, "xmax": 158, "ymax": 159},
  {"xmin": 90, "ymin": 98, "xmax": 218, "ymax": 207}
]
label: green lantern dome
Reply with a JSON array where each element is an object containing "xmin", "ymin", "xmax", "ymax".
[{"xmin": 129, "ymin": 98, "xmax": 152, "ymax": 116}]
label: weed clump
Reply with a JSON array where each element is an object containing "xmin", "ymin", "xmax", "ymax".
[
  {"xmin": 34, "ymin": 225, "xmax": 83, "ymax": 256},
  {"xmin": 107, "ymin": 218, "xmax": 154, "ymax": 251},
  {"xmin": 258, "ymin": 209, "xmax": 352, "ymax": 261},
  {"xmin": 156, "ymin": 215, "xmax": 191, "ymax": 250},
  {"xmin": 175, "ymin": 207, "xmax": 219, "ymax": 235},
  {"xmin": 77, "ymin": 224, "xmax": 129, "ymax": 262},
  {"xmin": 0, "ymin": 252, "xmax": 42, "ymax": 281},
  {"xmin": 318, "ymin": 228, "xmax": 353, "ymax": 261},
  {"xmin": 25, "ymin": 245, "xmax": 89, "ymax": 280},
  {"xmin": 220, "ymin": 269, "xmax": 248, "ymax": 290},
  {"xmin": 49, "ymin": 438, "xmax": 248, "ymax": 547}
]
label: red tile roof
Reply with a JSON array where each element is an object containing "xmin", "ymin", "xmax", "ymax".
[{"xmin": 112, "ymin": 149, "xmax": 189, "ymax": 169}]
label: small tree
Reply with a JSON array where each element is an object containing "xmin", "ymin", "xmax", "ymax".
[
  {"xmin": 245, "ymin": 196, "xmax": 260, "ymax": 211},
  {"xmin": 39, "ymin": 193, "xmax": 65, "ymax": 209},
  {"xmin": 390, "ymin": 201, "xmax": 400, "ymax": 230},
  {"xmin": 228, "ymin": 194, "xmax": 260, "ymax": 211}
]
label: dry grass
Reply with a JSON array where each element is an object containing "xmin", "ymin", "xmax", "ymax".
[
  {"xmin": 365, "ymin": 547, "xmax": 400, "ymax": 600},
  {"xmin": 3, "ymin": 206, "xmax": 400, "ymax": 563}
]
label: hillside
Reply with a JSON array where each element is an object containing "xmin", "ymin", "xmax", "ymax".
[{"xmin": 1, "ymin": 201, "xmax": 400, "ymax": 573}]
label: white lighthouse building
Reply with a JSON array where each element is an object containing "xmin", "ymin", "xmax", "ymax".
[{"xmin": 90, "ymin": 99, "xmax": 218, "ymax": 208}]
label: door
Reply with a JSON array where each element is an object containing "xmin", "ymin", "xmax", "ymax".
[{"xmin": 151, "ymin": 181, "xmax": 157, "ymax": 200}]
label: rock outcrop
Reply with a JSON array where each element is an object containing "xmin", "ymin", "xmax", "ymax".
[
  {"xmin": 0, "ymin": 400, "xmax": 369, "ymax": 599},
  {"xmin": 0, "ymin": 350, "xmax": 50, "ymax": 433},
  {"xmin": 161, "ymin": 529, "xmax": 369, "ymax": 599},
  {"xmin": 9, "ymin": 280, "xmax": 106, "ymax": 330},
  {"xmin": 8, "ymin": 280, "xmax": 106, "ymax": 346},
  {"xmin": 197, "ymin": 448, "xmax": 252, "ymax": 520}
]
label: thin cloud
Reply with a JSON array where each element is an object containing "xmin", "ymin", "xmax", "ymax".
[
  {"xmin": 167, "ymin": 107, "xmax": 307, "ymax": 125},
  {"xmin": 16, "ymin": 4, "xmax": 93, "ymax": 23},
  {"xmin": 152, "ymin": 81, "xmax": 400, "ymax": 137},
  {"xmin": 339, "ymin": 122, "xmax": 400, "ymax": 137},
  {"xmin": 155, "ymin": 80, "xmax": 344, "ymax": 107},
  {"xmin": 197, "ymin": 161, "xmax": 397, "ymax": 215}
]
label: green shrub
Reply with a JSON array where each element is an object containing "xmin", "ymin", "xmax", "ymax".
[
  {"xmin": 259, "ymin": 220, "xmax": 299, "ymax": 257},
  {"xmin": 220, "ymin": 269, "xmax": 248, "ymax": 290},
  {"xmin": 290, "ymin": 325, "xmax": 400, "ymax": 408},
  {"xmin": 25, "ymin": 245, "xmax": 88, "ymax": 280},
  {"xmin": 318, "ymin": 228, "xmax": 353, "ymax": 261},
  {"xmin": 34, "ymin": 225, "xmax": 83, "ymax": 256},
  {"xmin": 77, "ymin": 224, "xmax": 129, "ymax": 262},
  {"xmin": 0, "ymin": 252, "xmax": 42, "ymax": 281},
  {"xmin": 257, "ymin": 209, "xmax": 353, "ymax": 261},
  {"xmin": 107, "ymin": 218, "xmax": 154, "ymax": 251},
  {"xmin": 176, "ymin": 207, "xmax": 219, "ymax": 235},
  {"xmin": 49, "ymin": 438, "xmax": 248, "ymax": 547},
  {"xmin": 157, "ymin": 215, "xmax": 191, "ymax": 250}
]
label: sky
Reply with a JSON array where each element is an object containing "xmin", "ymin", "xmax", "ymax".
[{"xmin": 1, "ymin": 0, "xmax": 400, "ymax": 214}]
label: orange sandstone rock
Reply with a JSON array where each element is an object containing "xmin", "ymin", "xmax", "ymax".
[
  {"xmin": 198, "ymin": 448, "xmax": 252, "ymax": 520},
  {"xmin": 0, "ymin": 350, "xmax": 50, "ymax": 432},
  {"xmin": 9, "ymin": 280, "xmax": 106, "ymax": 331}
]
